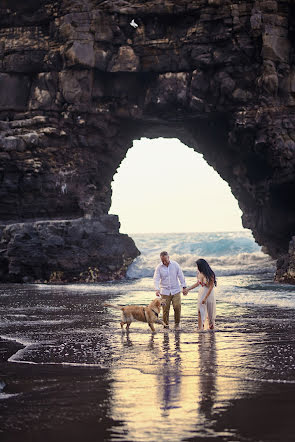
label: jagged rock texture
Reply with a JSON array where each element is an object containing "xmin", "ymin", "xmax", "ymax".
[{"xmin": 0, "ymin": 0, "xmax": 294, "ymax": 283}]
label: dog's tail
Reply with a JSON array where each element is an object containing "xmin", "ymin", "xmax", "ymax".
[{"xmin": 104, "ymin": 303, "xmax": 123, "ymax": 310}]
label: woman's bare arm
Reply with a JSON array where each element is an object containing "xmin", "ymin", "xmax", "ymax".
[{"xmin": 184, "ymin": 281, "xmax": 200, "ymax": 295}]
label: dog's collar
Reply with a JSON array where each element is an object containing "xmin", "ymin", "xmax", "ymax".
[
  {"xmin": 143, "ymin": 307, "xmax": 148, "ymax": 322},
  {"xmin": 151, "ymin": 308, "xmax": 159, "ymax": 318}
]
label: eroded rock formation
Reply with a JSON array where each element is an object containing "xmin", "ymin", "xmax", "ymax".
[{"xmin": 0, "ymin": 0, "xmax": 294, "ymax": 283}]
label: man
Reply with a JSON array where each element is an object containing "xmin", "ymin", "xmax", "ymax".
[{"xmin": 153, "ymin": 251, "xmax": 187, "ymax": 328}]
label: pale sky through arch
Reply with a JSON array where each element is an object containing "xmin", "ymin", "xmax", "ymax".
[{"xmin": 110, "ymin": 137, "xmax": 244, "ymax": 234}]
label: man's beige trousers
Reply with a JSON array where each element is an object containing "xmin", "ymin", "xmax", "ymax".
[{"xmin": 161, "ymin": 292, "xmax": 181, "ymax": 325}]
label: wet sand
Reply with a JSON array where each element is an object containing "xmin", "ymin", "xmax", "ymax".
[{"xmin": 0, "ymin": 284, "xmax": 295, "ymax": 441}]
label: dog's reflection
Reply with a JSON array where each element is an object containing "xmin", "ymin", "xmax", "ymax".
[
  {"xmin": 121, "ymin": 329, "xmax": 133, "ymax": 347},
  {"xmin": 120, "ymin": 329, "xmax": 159, "ymax": 352},
  {"xmin": 148, "ymin": 333, "xmax": 156, "ymax": 350}
]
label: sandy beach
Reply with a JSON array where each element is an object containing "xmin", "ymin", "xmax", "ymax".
[{"xmin": 0, "ymin": 281, "xmax": 294, "ymax": 442}]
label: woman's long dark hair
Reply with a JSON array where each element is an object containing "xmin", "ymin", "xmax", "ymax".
[{"xmin": 196, "ymin": 258, "xmax": 217, "ymax": 286}]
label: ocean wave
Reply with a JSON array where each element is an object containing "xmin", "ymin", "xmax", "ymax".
[
  {"xmin": 217, "ymin": 290, "xmax": 295, "ymax": 309},
  {"xmin": 127, "ymin": 251, "xmax": 275, "ymax": 279},
  {"xmin": 132, "ymin": 231, "xmax": 260, "ymax": 257}
]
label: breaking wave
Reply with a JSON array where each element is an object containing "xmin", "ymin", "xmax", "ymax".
[{"xmin": 127, "ymin": 231, "xmax": 275, "ymax": 278}]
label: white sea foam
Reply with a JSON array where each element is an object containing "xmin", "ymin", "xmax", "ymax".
[
  {"xmin": 0, "ymin": 335, "xmax": 38, "ymax": 364},
  {"xmin": 0, "ymin": 392, "xmax": 19, "ymax": 399},
  {"xmin": 217, "ymin": 288, "xmax": 295, "ymax": 309},
  {"xmin": 0, "ymin": 381, "xmax": 19, "ymax": 400},
  {"xmin": 126, "ymin": 231, "xmax": 276, "ymax": 278},
  {"xmin": 127, "ymin": 251, "xmax": 275, "ymax": 278},
  {"xmin": 0, "ymin": 334, "xmax": 34, "ymax": 347}
]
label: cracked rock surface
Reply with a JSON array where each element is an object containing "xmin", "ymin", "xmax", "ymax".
[{"xmin": 0, "ymin": 0, "xmax": 294, "ymax": 283}]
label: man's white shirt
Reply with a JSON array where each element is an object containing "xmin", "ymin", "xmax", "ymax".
[{"xmin": 153, "ymin": 260, "xmax": 186, "ymax": 295}]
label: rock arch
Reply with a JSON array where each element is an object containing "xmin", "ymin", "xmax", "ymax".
[{"xmin": 0, "ymin": 0, "xmax": 294, "ymax": 283}]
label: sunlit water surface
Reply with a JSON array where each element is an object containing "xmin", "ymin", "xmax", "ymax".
[
  {"xmin": 0, "ymin": 279, "xmax": 295, "ymax": 442},
  {"xmin": 0, "ymin": 232, "xmax": 295, "ymax": 441}
]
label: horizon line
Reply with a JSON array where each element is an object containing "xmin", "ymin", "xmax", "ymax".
[{"xmin": 122, "ymin": 229, "xmax": 251, "ymax": 235}]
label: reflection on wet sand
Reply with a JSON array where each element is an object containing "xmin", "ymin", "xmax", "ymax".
[
  {"xmin": 110, "ymin": 329, "xmax": 221, "ymax": 441},
  {"xmin": 198, "ymin": 332, "xmax": 217, "ymax": 422},
  {"xmin": 1, "ymin": 284, "xmax": 295, "ymax": 442},
  {"xmin": 159, "ymin": 331, "xmax": 182, "ymax": 415}
]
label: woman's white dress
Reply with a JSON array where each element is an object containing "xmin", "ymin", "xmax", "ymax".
[{"xmin": 198, "ymin": 281, "xmax": 216, "ymax": 328}]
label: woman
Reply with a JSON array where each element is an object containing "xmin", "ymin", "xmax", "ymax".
[{"xmin": 184, "ymin": 258, "xmax": 216, "ymax": 330}]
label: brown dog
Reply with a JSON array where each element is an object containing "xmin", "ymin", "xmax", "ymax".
[{"xmin": 104, "ymin": 298, "xmax": 166, "ymax": 332}]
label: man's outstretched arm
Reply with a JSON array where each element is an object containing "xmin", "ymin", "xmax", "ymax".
[
  {"xmin": 177, "ymin": 263, "xmax": 187, "ymax": 293},
  {"xmin": 153, "ymin": 265, "xmax": 161, "ymax": 297}
]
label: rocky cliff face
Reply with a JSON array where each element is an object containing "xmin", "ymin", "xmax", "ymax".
[{"xmin": 0, "ymin": 0, "xmax": 294, "ymax": 283}]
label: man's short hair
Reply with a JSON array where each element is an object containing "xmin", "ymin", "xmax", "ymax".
[{"xmin": 160, "ymin": 251, "xmax": 168, "ymax": 257}]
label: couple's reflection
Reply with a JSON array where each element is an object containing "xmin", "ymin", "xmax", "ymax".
[
  {"xmin": 198, "ymin": 332, "xmax": 217, "ymax": 419},
  {"xmin": 120, "ymin": 327, "xmax": 217, "ymax": 424},
  {"xmin": 158, "ymin": 330, "xmax": 217, "ymax": 419},
  {"xmin": 158, "ymin": 330, "xmax": 182, "ymax": 415}
]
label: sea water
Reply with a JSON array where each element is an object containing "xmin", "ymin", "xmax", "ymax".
[
  {"xmin": 0, "ymin": 231, "xmax": 295, "ymax": 441},
  {"xmin": 126, "ymin": 231, "xmax": 295, "ymax": 309},
  {"xmin": 0, "ymin": 230, "xmax": 294, "ymax": 368}
]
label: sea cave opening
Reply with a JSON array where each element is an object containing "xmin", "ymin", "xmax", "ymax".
[{"xmin": 109, "ymin": 137, "xmax": 244, "ymax": 235}]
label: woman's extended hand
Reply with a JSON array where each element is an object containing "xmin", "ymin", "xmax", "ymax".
[{"xmin": 202, "ymin": 298, "xmax": 206, "ymax": 304}]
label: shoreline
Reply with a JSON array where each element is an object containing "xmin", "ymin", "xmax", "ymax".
[{"xmin": 0, "ymin": 282, "xmax": 295, "ymax": 442}]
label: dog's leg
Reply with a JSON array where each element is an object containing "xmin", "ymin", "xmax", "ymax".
[
  {"xmin": 156, "ymin": 319, "xmax": 169, "ymax": 327},
  {"xmin": 148, "ymin": 323, "xmax": 156, "ymax": 332},
  {"xmin": 126, "ymin": 322, "xmax": 131, "ymax": 330},
  {"xmin": 121, "ymin": 311, "xmax": 128, "ymax": 330}
]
